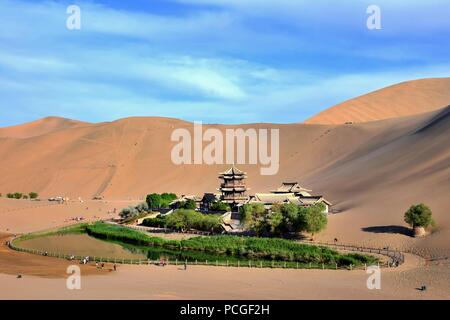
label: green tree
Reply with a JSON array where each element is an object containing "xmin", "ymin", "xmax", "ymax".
[
  {"xmin": 160, "ymin": 193, "xmax": 177, "ymax": 208},
  {"xmin": 266, "ymin": 210, "xmax": 284, "ymax": 236},
  {"xmin": 13, "ymin": 192, "xmax": 23, "ymax": 199},
  {"xmin": 241, "ymin": 203, "xmax": 265, "ymax": 227},
  {"xmin": 404, "ymin": 203, "xmax": 433, "ymax": 228},
  {"xmin": 304, "ymin": 203, "xmax": 327, "ymax": 238},
  {"xmin": 181, "ymin": 199, "xmax": 197, "ymax": 210},
  {"xmin": 29, "ymin": 192, "xmax": 39, "ymax": 199},
  {"xmin": 210, "ymin": 201, "xmax": 231, "ymax": 212},
  {"xmin": 146, "ymin": 193, "xmax": 162, "ymax": 210}
]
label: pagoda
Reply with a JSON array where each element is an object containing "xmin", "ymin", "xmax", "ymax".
[{"xmin": 218, "ymin": 166, "xmax": 248, "ymax": 209}]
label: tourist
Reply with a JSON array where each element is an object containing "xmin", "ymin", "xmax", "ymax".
[
  {"xmin": 113, "ymin": 264, "xmax": 117, "ymax": 271},
  {"xmin": 184, "ymin": 262, "xmax": 187, "ymax": 270}
]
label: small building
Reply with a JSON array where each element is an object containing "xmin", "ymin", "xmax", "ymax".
[
  {"xmin": 200, "ymin": 193, "xmax": 221, "ymax": 211},
  {"xmin": 271, "ymin": 182, "xmax": 311, "ymax": 195},
  {"xmin": 247, "ymin": 182, "xmax": 332, "ymax": 214}
]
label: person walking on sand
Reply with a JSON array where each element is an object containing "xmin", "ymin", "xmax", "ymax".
[
  {"xmin": 184, "ymin": 262, "xmax": 187, "ymax": 270},
  {"xmin": 113, "ymin": 264, "xmax": 117, "ymax": 271}
]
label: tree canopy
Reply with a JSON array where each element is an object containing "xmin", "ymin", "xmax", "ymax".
[
  {"xmin": 404, "ymin": 203, "xmax": 433, "ymax": 228},
  {"xmin": 241, "ymin": 202, "xmax": 328, "ymax": 237}
]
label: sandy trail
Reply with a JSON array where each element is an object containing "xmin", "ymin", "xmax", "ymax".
[{"xmin": 0, "ymin": 256, "xmax": 448, "ymax": 300}]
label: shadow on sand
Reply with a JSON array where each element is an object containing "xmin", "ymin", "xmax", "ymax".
[{"xmin": 361, "ymin": 225, "xmax": 413, "ymax": 237}]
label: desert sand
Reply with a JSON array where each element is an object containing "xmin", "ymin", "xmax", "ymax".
[
  {"xmin": 0, "ymin": 78, "xmax": 449, "ymax": 299},
  {"xmin": 305, "ymin": 77, "xmax": 450, "ymax": 124}
]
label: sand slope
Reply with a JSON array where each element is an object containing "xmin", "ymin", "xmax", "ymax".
[
  {"xmin": 305, "ymin": 78, "xmax": 450, "ymax": 124},
  {"xmin": 0, "ymin": 116, "xmax": 90, "ymax": 139}
]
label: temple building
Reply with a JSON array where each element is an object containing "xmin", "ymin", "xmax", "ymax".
[
  {"xmin": 218, "ymin": 166, "xmax": 249, "ymax": 211},
  {"xmin": 248, "ymin": 182, "xmax": 332, "ymax": 214}
]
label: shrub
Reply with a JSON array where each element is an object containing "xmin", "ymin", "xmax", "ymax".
[
  {"xmin": 179, "ymin": 199, "xmax": 197, "ymax": 210},
  {"xmin": 13, "ymin": 192, "xmax": 23, "ymax": 199},
  {"xmin": 29, "ymin": 192, "xmax": 39, "ymax": 199},
  {"xmin": 146, "ymin": 193, "xmax": 162, "ymax": 210},
  {"xmin": 164, "ymin": 209, "xmax": 223, "ymax": 232},
  {"xmin": 142, "ymin": 215, "xmax": 167, "ymax": 228},
  {"xmin": 404, "ymin": 203, "xmax": 434, "ymax": 228},
  {"xmin": 304, "ymin": 203, "xmax": 327, "ymax": 236},
  {"xmin": 119, "ymin": 206, "xmax": 139, "ymax": 220},
  {"xmin": 135, "ymin": 202, "xmax": 149, "ymax": 213},
  {"xmin": 210, "ymin": 201, "xmax": 231, "ymax": 212},
  {"xmin": 160, "ymin": 193, "xmax": 177, "ymax": 208},
  {"xmin": 240, "ymin": 203, "xmax": 265, "ymax": 227}
]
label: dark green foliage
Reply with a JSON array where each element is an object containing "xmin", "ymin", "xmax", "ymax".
[
  {"xmin": 13, "ymin": 192, "xmax": 23, "ymax": 199},
  {"xmin": 29, "ymin": 192, "xmax": 39, "ymax": 199},
  {"xmin": 242, "ymin": 202, "xmax": 328, "ymax": 236},
  {"xmin": 143, "ymin": 210, "xmax": 222, "ymax": 232},
  {"xmin": 142, "ymin": 215, "xmax": 167, "ymax": 228},
  {"xmin": 241, "ymin": 203, "xmax": 266, "ymax": 227},
  {"xmin": 304, "ymin": 203, "xmax": 327, "ymax": 236},
  {"xmin": 160, "ymin": 193, "xmax": 177, "ymax": 208},
  {"xmin": 146, "ymin": 193, "xmax": 162, "ymax": 210},
  {"xmin": 164, "ymin": 209, "xmax": 222, "ymax": 232},
  {"xmin": 179, "ymin": 199, "xmax": 197, "ymax": 210},
  {"xmin": 404, "ymin": 203, "xmax": 434, "ymax": 228},
  {"xmin": 209, "ymin": 201, "xmax": 231, "ymax": 212}
]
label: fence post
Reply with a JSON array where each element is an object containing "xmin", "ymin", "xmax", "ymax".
[
  {"xmin": 322, "ymin": 263, "xmax": 324, "ymax": 270},
  {"xmin": 216, "ymin": 260, "xmax": 218, "ymax": 266},
  {"xmin": 261, "ymin": 261, "xmax": 263, "ymax": 268},
  {"xmin": 175, "ymin": 259, "xmax": 178, "ymax": 266},
  {"xmin": 206, "ymin": 260, "xmax": 208, "ymax": 265},
  {"xmin": 335, "ymin": 263, "xmax": 338, "ymax": 270},
  {"xmin": 226, "ymin": 260, "xmax": 229, "ymax": 267},
  {"xmin": 350, "ymin": 264, "xmax": 353, "ymax": 271},
  {"xmin": 238, "ymin": 261, "xmax": 240, "ymax": 268},
  {"xmin": 364, "ymin": 263, "xmax": 367, "ymax": 270}
]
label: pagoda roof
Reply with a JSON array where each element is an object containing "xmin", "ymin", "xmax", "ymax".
[
  {"xmin": 219, "ymin": 166, "xmax": 247, "ymax": 176},
  {"xmin": 271, "ymin": 182, "xmax": 312, "ymax": 193}
]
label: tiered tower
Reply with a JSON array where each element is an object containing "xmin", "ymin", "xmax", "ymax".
[{"xmin": 218, "ymin": 166, "xmax": 248, "ymax": 209}]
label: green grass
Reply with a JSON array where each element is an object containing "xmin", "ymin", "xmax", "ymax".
[
  {"xmin": 85, "ymin": 222, "xmax": 378, "ymax": 266},
  {"xmin": 14, "ymin": 223, "xmax": 88, "ymax": 243}
]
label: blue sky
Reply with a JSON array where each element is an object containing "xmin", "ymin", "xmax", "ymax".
[{"xmin": 0, "ymin": 0, "xmax": 449, "ymax": 126}]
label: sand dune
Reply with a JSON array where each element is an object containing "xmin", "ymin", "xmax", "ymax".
[
  {"xmin": 0, "ymin": 116, "xmax": 90, "ymax": 139},
  {"xmin": 305, "ymin": 78, "xmax": 450, "ymax": 124}
]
